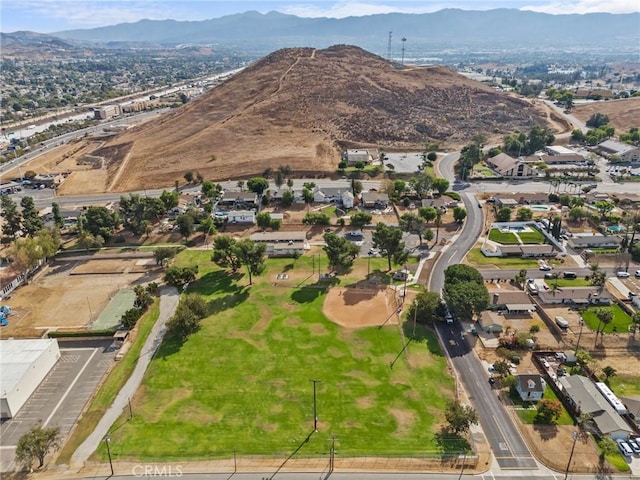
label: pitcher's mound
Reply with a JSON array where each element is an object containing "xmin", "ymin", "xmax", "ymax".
[{"xmin": 323, "ymin": 286, "xmax": 399, "ymax": 328}]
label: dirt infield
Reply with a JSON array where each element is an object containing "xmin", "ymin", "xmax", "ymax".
[
  {"xmin": 322, "ymin": 286, "xmax": 402, "ymax": 328},
  {"xmin": 0, "ymin": 259, "xmax": 161, "ymax": 338}
]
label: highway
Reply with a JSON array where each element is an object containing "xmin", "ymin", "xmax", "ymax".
[{"xmin": 430, "ymin": 152, "xmax": 538, "ymax": 470}]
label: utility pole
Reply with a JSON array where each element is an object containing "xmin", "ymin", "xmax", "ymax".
[
  {"xmin": 87, "ymin": 297, "xmax": 94, "ymax": 323},
  {"xmin": 564, "ymin": 431, "xmax": 579, "ymax": 480},
  {"xmin": 401, "ymin": 37, "xmax": 407, "ymax": 65},
  {"xmin": 574, "ymin": 317, "xmax": 584, "ymax": 353},
  {"xmin": 330, "ymin": 434, "xmax": 336, "ymax": 472},
  {"xmin": 311, "ymin": 379, "xmax": 320, "ymax": 431}
]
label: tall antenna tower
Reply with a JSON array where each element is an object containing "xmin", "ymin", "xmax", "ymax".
[
  {"xmin": 387, "ymin": 31, "xmax": 392, "ymax": 61},
  {"xmin": 401, "ymin": 37, "xmax": 407, "ymax": 65}
]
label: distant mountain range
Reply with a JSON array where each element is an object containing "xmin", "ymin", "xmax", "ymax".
[{"xmin": 6, "ymin": 9, "xmax": 639, "ymax": 54}]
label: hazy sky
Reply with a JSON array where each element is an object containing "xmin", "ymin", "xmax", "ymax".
[{"xmin": 2, "ymin": 0, "xmax": 638, "ymax": 33}]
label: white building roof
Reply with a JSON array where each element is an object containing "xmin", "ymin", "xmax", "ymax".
[
  {"xmin": 545, "ymin": 145, "xmax": 576, "ymax": 155},
  {"xmin": 0, "ymin": 339, "xmax": 57, "ymax": 397}
]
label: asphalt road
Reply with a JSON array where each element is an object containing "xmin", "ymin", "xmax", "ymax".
[
  {"xmin": 479, "ymin": 267, "xmax": 638, "ymax": 281},
  {"xmin": 55, "ymin": 472, "xmax": 640, "ymax": 480},
  {"xmin": 430, "ymin": 152, "xmax": 537, "ymax": 470}
]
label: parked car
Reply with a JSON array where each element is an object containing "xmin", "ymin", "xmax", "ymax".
[
  {"xmin": 617, "ymin": 439, "xmax": 633, "ymax": 457},
  {"xmin": 539, "ymin": 265, "xmax": 552, "ymax": 271},
  {"xmin": 617, "ymin": 271, "xmax": 630, "ymax": 278},
  {"xmin": 627, "ymin": 438, "xmax": 640, "ymax": 454},
  {"xmin": 635, "ymin": 270, "xmax": 640, "ymax": 278}
]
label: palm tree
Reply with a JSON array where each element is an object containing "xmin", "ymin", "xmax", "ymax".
[
  {"xmin": 595, "ymin": 308, "xmax": 613, "ymax": 346},
  {"xmin": 434, "ymin": 210, "xmax": 443, "ymax": 244}
]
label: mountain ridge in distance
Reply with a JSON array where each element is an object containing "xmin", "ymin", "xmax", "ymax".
[{"xmin": 40, "ymin": 9, "xmax": 639, "ymax": 52}]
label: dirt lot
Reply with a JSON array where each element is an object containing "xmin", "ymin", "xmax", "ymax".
[
  {"xmin": 0, "ymin": 258, "xmax": 161, "ymax": 338},
  {"xmin": 572, "ymin": 97, "xmax": 640, "ymax": 133},
  {"xmin": 323, "ymin": 286, "xmax": 402, "ymax": 328}
]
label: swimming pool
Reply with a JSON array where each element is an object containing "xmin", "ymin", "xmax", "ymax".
[
  {"xmin": 608, "ymin": 225, "xmax": 624, "ymax": 232},
  {"xmin": 531, "ymin": 205, "xmax": 551, "ymax": 211}
]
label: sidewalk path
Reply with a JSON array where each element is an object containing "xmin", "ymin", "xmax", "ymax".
[{"xmin": 69, "ymin": 286, "xmax": 180, "ymax": 469}]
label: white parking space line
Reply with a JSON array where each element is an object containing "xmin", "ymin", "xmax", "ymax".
[{"xmin": 42, "ymin": 348, "xmax": 98, "ymax": 428}]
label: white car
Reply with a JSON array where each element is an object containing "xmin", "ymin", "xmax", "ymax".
[
  {"xmin": 539, "ymin": 265, "xmax": 552, "ymax": 271},
  {"xmin": 617, "ymin": 271, "xmax": 630, "ymax": 278}
]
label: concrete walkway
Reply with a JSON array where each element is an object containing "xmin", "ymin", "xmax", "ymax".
[{"xmin": 69, "ymin": 286, "xmax": 180, "ymax": 469}]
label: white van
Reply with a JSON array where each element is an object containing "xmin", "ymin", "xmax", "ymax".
[
  {"xmin": 555, "ymin": 316, "xmax": 569, "ymax": 329},
  {"xmin": 617, "ymin": 439, "xmax": 633, "ymax": 457}
]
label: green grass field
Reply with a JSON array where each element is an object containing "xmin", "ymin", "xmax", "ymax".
[
  {"xmin": 517, "ymin": 229, "xmax": 547, "ymax": 244},
  {"xmin": 488, "ymin": 229, "xmax": 519, "ymax": 244},
  {"xmin": 105, "ymin": 252, "xmax": 456, "ymax": 461},
  {"xmin": 581, "ymin": 304, "xmax": 632, "ymax": 333}
]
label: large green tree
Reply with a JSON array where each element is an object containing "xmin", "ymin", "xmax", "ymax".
[
  {"xmin": 350, "ymin": 211, "xmax": 373, "ymax": 228},
  {"xmin": 247, "ymin": 177, "xmax": 269, "ymax": 195},
  {"xmin": 15, "ymin": 425, "xmax": 60, "ymax": 469},
  {"xmin": 323, "ymin": 232, "xmax": 360, "ymax": 271},
  {"xmin": 496, "ymin": 207, "xmax": 512, "ymax": 222},
  {"xmin": 407, "ymin": 291, "xmax": 443, "ymax": 325},
  {"xmin": 21, "ymin": 196, "xmax": 43, "ymax": 236},
  {"xmin": 444, "ymin": 264, "xmax": 488, "ymax": 321},
  {"xmin": 175, "ymin": 213, "xmax": 195, "ymax": 240},
  {"xmin": 84, "ymin": 206, "xmax": 118, "ymax": 240},
  {"xmin": 399, "ymin": 213, "xmax": 429, "ymax": 245},
  {"xmin": 444, "ymin": 400, "xmax": 479, "ymax": 434},
  {"xmin": 167, "ymin": 293, "xmax": 208, "ymax": 340},
  {"xmin": 212, "ymin": 236, "xmax": 241, "ymax": 271},
  {"xmin": 372, "ymin": 223, "xmax": 408, "ymax": 270},
  {"xmin": 233, "ymin": 238, "xmax": 266, "ymax": 285},
  {"xmin": 1, "ymin": 195, "xmax": 22, "ymax": 240},
  {"xmin": 432, "ymin": 178, "xmax": 450, "ymax": 195}
]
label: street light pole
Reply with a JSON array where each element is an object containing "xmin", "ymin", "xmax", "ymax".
[
  {"xmin": 104, "ymin": 434, "xmax": 114, "ymax": 476},
  {"xmin": 311, "ymin": 379, "xmax": 320, "ymax": 431}
]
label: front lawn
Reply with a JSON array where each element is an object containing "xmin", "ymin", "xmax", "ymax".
[
  {"xmin": 512, "ymin": 387, "xmax": 573, "ymax": 425},
  {"xmin": 466, "ymin": 248, "xmax": 540, "ymax": 268},
  {"xmin": 581, "ymin": 304, "xmax": 633, "ymax": 333},
  {"xmin": 551, "ymin": 278, "xmax": 592, "ymax": 287},
  {"xmin": 104, "ymin": 251, "xmax": 456, "ymax": 460}
]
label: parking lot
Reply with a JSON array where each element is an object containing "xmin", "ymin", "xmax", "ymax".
[{"xmin": 0, "ymin": 339, "xmax": 115, "ymax": 472}]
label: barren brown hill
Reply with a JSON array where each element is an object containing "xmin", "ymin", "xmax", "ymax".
[
  {"xmin": 572, "ymin": 97, "xmax": 640, "ymax": 133},
  {"xmin": 102, "ymin": 45, "xmax": 555, "ymax": 191}
]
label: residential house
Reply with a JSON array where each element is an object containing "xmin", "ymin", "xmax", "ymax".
[
  {"xmin": 487, "ymin": 244, "xmax": 558, "ymax": 259},
  {"xmin": 345, "ymin": 149, "xmax": 370, "ymax": 165},
  {"xmin": 487, "ymin": 153, "xmax": 537, "ymax": 178},
  {"xmin": 595, "ymin": 140, "xmax": 640, "ymax": 162},
  {"xmin": 227, "ymin": 210, "xmax": 256, "ymax": 224},
  {"xmin": 217, "ymin": 191, "xmax": 259, "ymax": 211},
  {"xmin": 559, "ymin": 375, "xmax": 634, "ymax": 439},
  {"xmin": 537, "ymin": 286, "xmax": 611, "ymax": 306},
  {"xmin": 421, "ymin": 195, "xmax": 459, "ymax": 212},
  {"xmin": 567, "ymin": 233, "xmax": 622, "ymax": 250},
  {"xmin": 313, "ymin": 187, "xmax": 354, "ymax": 208},
  {"xmin": 515, "ymin": 375, "xmax": 546, "ymax": 402},
  {"xmin": 489, "ymin": 291, "xmax": 536, "ymax": 314},
  {"xmin": 249, "ymin": 231, "xmax": 308, "ymax": 257},
  {"xmin": 494, "ymin": 197, "xmax": 519, "ymax": 209},
  {"xmin": 361, "ymin": 192, "xmax": 389, "ymax": 209}
]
